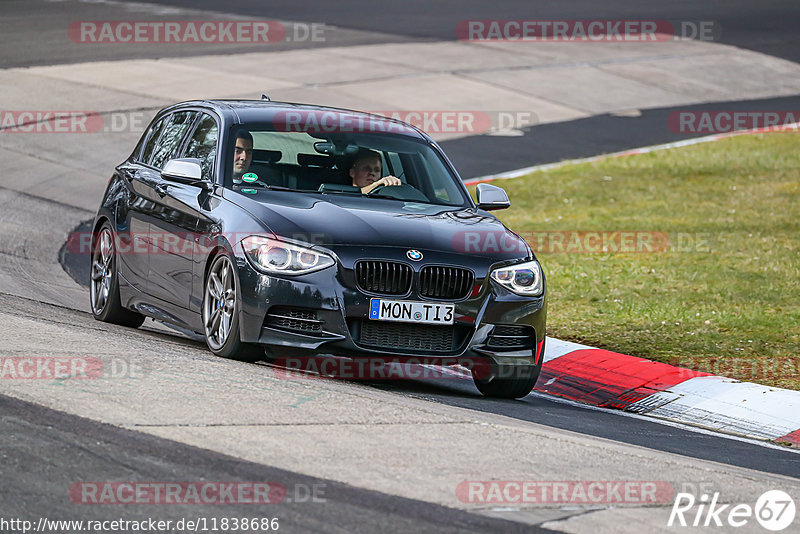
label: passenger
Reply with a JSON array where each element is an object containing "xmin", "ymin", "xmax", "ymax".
[
  {"xmin": 349, "ymin": 149, "xmax": 402, "ymax": 194},
  {"xmin": 232, "ymin": 130, "xmax": 254, "ymax": 184}
]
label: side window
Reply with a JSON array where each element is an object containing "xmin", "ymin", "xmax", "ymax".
[
  {"xmin": 139, "ymin": 117, "xmax": 167, "ymax": 164},
  {"xmin": 182, "ymin": 113, "xmax": 218, "ymax": 180},
  {"xmin": 385, "ymin": 152, "xmax": 405, "ymax": 182},
  {"xmin": 148, "ymin": 111, "xmax": 196, "ymax": 169},
  {"xmin": 409, "ymin": 151, "xmax": 462, "ymax": 204}
]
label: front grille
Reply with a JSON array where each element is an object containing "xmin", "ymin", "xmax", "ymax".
[
  {"xmin": 353, "ymin": 320, "xmax": 468, "ymax": 354},
  {"xmin": 264, "ymin": 307, "xmax": 322, "ymax": 333},
  {"xmin": 355, "ymin": 261, "xmax": 412, "ymax": 295},
  {"xmin": 485, "ymin": 324, "xmax": 535, "ymax": 351},
  {"xmin": 419, "ymin": 266, "xmax": 474, "ymax": 300}
]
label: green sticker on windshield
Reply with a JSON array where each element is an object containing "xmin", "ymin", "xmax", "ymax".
[
  {"xmin": 241, "ymin": 188, "xmax": 258, "ymax": 194},
  {"xmin": 242, "ymin": 172, "xmax": 259, "ymax": 183}
]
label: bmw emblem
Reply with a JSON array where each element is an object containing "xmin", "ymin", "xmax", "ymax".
[{"xmin": 407, "ymin": 249, "xmax": 423, "ymax": 261}]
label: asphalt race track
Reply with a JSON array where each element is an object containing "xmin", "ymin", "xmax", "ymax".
[{"xmin": 1, "ymin": 1, "xmax": 799, "ymax": 532}]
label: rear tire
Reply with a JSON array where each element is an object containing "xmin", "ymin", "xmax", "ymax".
[
  {"xmin": 90, "ymin": 222, "xmax": 145, "ymax": 328},
  {"xmin": 202, "ymin": 253, "xmax": 262, "ymax": 362}
]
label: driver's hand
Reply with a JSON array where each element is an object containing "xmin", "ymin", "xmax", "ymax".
[
  {"xmin": 381, "ymin": 175, "xmax": 402, "ymax": 187},
  {"xmin": 362, "ymin": 175, "xmax": 402, "ymax": 194}
]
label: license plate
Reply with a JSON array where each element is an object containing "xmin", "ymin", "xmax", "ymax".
[{"xmin": 369, "ymin": 299, "xmax": 454, "ymax": 325}]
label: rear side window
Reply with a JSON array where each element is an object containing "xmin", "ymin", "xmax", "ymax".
[
  {"xmin": 139, "ymin": 117, "xmax": 167, "ymax": 164},
  {"xmin": 182, "ymin": 113, "xmax": 218, "ymax": 180},
  {"xmin": 148, "ymin": 111, "xmax": 197, "ymax": 169}
]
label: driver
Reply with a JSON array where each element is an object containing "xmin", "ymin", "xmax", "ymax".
[{"xmin": 349, "ymin": 149, "xmax": 402, "ymax": 194}]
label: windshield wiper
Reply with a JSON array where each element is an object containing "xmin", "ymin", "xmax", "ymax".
[
  {"xmin": 363, "ymin": 193, "xmax": 406, "ymax": 201},
  {"xmin": 263, "ymin": 184, "xmax": 295, "ymax": 191},
  {"xmin": 318, "ymin": 189, "xmax": 362, "ymax": 196},
  {"xmin": 239, "ymin": 182, "xmax": 294, "ymax": 191}
]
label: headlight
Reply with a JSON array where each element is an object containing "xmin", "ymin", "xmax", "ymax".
[
  {"xmin": 241, "ymin": 236, "xmax": 335, "ymax": 275},
  {"xmin": 490, "ymin": 260, "xmax": 543, "ymax": 296}
]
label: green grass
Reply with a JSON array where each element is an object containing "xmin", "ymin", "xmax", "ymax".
[{"xmin": 483, "ymin": 133, "xmax": 800, "ymax": 389}]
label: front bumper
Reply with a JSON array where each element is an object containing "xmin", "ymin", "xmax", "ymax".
[{"xmin": 233, "ymin": 246, "xmax": 547, "ymax": 369}]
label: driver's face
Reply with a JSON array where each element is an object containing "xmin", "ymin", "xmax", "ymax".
[
  {"xmin": 350, "ymin": 157, "xmax": 382, "ymax": 188},
  {"xmin": 233, "ymin": 137, "xmax": 253, "ymax": 178}
]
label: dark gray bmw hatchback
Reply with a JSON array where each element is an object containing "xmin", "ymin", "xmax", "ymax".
[{"xmin": 90, "ymin": 99, "xmax": 547, "ymax": 398}]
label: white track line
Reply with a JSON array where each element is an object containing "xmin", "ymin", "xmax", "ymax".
[{"xmin": 463, "ymin": 122, "xmax": 800, "ymax": 185}]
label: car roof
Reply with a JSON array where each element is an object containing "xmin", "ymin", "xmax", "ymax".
[{"xmin": 163, "ymin": 99, "xmax": 428, "ymax": 141}]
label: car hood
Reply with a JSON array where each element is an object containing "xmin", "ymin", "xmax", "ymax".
[{"xmin": 225, "ymin": 190, "xmax": 530, "ymax": 260}]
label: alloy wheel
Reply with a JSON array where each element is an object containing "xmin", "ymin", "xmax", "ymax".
[
  {"xmin": 90, "ymin": 227, "xmax": 114, "ymax": 315},
  {"xmin": 203, "ymin": 255, "xmax": 237, "ymax": 351}
]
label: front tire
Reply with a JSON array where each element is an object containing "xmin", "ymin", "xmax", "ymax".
[
  {"xmin": 472, "ymin": 364, "xmax": 540, "ymax": 399},
  {"xmin": 472, "ymin": 340, "xmax": 545, "ymax": 399},
  {"xmin": 90, "ymin": 222, "xmax": 145, "ymax": 328},
  {"xmin": 202, "ymin": 253, "xmax": 261, "ymax": 362}
]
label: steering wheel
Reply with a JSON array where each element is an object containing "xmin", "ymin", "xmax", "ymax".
[{"xmin": 367, "ymin": 183, "xmax": 429, "ymax": 202}]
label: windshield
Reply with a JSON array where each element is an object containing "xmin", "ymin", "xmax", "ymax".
[{"xmin": 225, "ymin": 122, "xmax": 470, "ymax": 207}]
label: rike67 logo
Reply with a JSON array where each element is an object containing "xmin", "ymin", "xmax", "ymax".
[{"xmin": 669, "ymin": 490, "xmax": 796, "ymax": 531}]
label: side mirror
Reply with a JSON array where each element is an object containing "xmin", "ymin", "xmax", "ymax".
[
  {"xmin": 475, "ymin": 183, "xmax": 511, "ymax": 211},
  {"xmin": 162, "ymin": 158, "xmax": 204, "ymax": 182}
]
